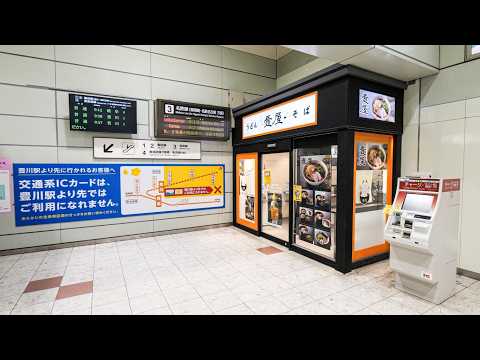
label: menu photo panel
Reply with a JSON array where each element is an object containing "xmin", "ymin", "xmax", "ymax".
[{"xmin": 293, "ymin": 145, "xmax": 337, "ymax": 261}]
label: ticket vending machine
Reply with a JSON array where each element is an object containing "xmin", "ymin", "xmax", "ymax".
[{"xmin": 384, "ymin": 177, "xmax": 461, "ymax": 304}]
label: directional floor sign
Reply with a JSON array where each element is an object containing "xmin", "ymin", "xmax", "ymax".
[{"xmin": 93, "ymin": 137, "xmax": 201, "ymax": 160}]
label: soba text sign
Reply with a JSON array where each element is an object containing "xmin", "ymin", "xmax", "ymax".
[
  {"xmin": 93, "ymin": 138, "xmax": 201, "ymax": 160},
  {"xmin": 242, "ymin": 91, "xmax": 318, "ymax": 139}
]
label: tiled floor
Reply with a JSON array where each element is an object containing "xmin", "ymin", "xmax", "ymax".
[{"xmin": 1, "ymin": 226, "xmax": 479, "ymax": 315}]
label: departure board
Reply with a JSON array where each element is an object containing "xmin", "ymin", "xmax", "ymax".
[
  {"xmin": 69, "ymin": 94, "xmax": 137, "ymax": 134},
  {"xmin": 155, "ymin": 99, "xmax": 230, "ymax": 141}
]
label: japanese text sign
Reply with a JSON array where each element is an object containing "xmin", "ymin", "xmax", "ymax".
[
  {"xmin": 359, "ymin": 89, "xmax": 396, "ymax": 123},
  {"xmin": 13, "ymin": 163, "xmax": 225, "ymax": 227},
  {"xmin": 242, "ymin": 91, "xmax": 317, "ymax": 139}
]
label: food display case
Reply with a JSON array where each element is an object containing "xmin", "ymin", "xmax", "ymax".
[{"xmin": 232, "ymin": 64, "xmax": 406, "ymax": 273}]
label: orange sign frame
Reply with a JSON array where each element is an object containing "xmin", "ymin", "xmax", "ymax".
[
  {"xmin": 352, "ymin": 132, "xmax": 394, "ymax": 262},
  {"xmin": 235, "ymin": 152, "xmax": 259, "ymax": 231}
]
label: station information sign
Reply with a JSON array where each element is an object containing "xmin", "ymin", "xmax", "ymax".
[
  {"xmin": 69, "ymin": 94, "xmax": 137, "ymax": 134},
  {"xmin": 155, "ymin": 99, "xmax": 230, "ymax": 141}
]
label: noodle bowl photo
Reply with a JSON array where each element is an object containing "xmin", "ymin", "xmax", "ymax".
[
  {"xmin": 302, "ymin": 160, "xmax": 328, "ymax": 186},
  {"xmin": 367, "ymin": 146, "xmax": 386, "ymax": 170}
]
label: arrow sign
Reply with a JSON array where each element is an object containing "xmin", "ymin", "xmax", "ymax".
[{"xmin": 103, "ymin": 144, "xmax": 114, "ymax": 153}]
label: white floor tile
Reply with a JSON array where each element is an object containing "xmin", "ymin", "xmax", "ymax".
[
  {"xmin": 202, "ymin": 290, "xmax": 243, "ymax": 312},
  {"xmin": 129, "ymin": 292, "xmax": 168, "ymax": 314},
  {"xmin": 93, "ymin": 299, "xmax": 132, "ymax": 315},
  {"xmin": 11, "ymin": 301, "xmax": 54, "ymax": 315},
  {"xmin": 244, "ymin": 295, "xmax": 290, "ymax": 315},
  {"xmin": 171, "ymin": 298, "xmax": 212, "ymax": 315},
  {"xmin": 93, "ymin": 286, "xmax": 128, "ymax": 308},
  {"xmin": 163, "ymin": 284, "xmax": 200, "ymax": 305},
  {"xmin": 215, "ymin": 304, "xmax": 254, "ymax": 315},
  {"xmin": 52, "ymin": 293, "xmax": 92, "ymax": 315},
  {"xmin": 320, "ymin": 292, "xmax": 366, "ymax": 314},
  {"xmin": 15, "ymin": 288, "xmax": 58, "ymax": 309}
]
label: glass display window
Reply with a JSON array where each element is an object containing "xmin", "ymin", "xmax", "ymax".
[
  {"xmin": 236, "ymin": 153, "xmax": 258, "ymax": 231},
  {"xmin": 293, "ymin": 144, "xmax": 337, "ymax": 261},
  {"xmin": 352, "ymin": 132, "xmax": 394, "ymax": 261}
]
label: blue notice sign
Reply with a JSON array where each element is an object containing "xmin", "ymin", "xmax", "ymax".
[
  {"xmin": 13, "ymin": 164, "xmax": 121, "ymax": 226},
  {"xmin": 13, "ymin": 163, "xmax": 226, "ymax": 227}
]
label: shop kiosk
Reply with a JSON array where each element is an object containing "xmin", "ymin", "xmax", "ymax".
[
  {"xmin": 385, "ymin": 177, "xmax": 461, "ymax": 304},
  {"xmin": 232, "ymin": 64, "xmax": 406, "ymax": 273}
]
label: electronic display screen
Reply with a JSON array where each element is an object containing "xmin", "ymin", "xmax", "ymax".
[
  {"xmin": 402, "ymin": 194, "xmax": 434, "ymax": 215},
  {"xmin": 69, "ymin": 94, "xmax": 137, "ymax": 134},
  {"xmin": 155, "ymin": 99, "xmax": 230, "ymax": 141}
]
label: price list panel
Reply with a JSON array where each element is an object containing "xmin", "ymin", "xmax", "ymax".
[
  {"xmin": 69, "ymin": 94, "xmax": 137, "ymax": 134},
  {"xmin": 155, "ymin": 99, "xmax": 230, "ymax": 141}
]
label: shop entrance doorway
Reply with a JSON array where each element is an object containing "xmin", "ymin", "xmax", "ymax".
[{"xmin": 261, "ymin": 152, "xmax": 290, "ymax": 243}]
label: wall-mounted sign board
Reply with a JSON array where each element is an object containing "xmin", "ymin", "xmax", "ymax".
[
  {"xmin": 93, "ymin": 137, "xmax": 201, "ymax": 160},
  {"xmin": 69, "ymin": 94, "xmax": 137, "ymax": 134},
  {"xmin": 0, "ymin": 158, "xmax": 12, "ymax": 213},
  {"xmin": 155, "ymin": 99, "xmax": 230, "ymax": 141},
  {"xmin": 359, "ymin": 89, "xmax": 396, "ymax": 123},
  {"xmin": 241, "ymin": 91, "xmax": 318, "ymax": 139},
  {"xmin": 13, "ymin": 163, "xmax": 225, "ymax": 226}
]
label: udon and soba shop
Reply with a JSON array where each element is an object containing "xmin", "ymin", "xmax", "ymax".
[{"xmin": 231, "ymin": 64, "xmax": 406, "ymax": 273}]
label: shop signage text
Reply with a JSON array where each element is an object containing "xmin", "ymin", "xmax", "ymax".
[{"xmin": 242, "ymin": 91, "xmax": 318, "ymax": 139}]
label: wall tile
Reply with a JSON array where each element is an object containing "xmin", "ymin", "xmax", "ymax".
[
  {"xmin": 420, "ymin": 100, "xmax": 465, "ymax": 124},
  {"xmin": 401, "ymin": 124, "xmax": 419, "ymax": 176},
  {"xmin": 59, "ymin": 220, "xmax": 154, "ymax": 243},
  {"xmin": 466, "ymin": 97, "xmax": 480, "ymax": 118},
  {"xmin": 151, "ymin": 77, "xmax": 223, "ymax": 106},
  {"xmin": 0, "ymin": 145, "xmax": 57, "ymax": 163},
  {"xmin": 222, "ymin": 69, "xmax": 276, "ymax": 95},
  {"xmin": 0, "ymin": 45, "xmax": 55, "ymax": 60},
  {"xmin": 0, "ymin": 230, "xmax": 61, "ymax": 251},
  {"xmin": 419, "ymin": 118, "xmax": 465, "ymax": 178},
  {"xmin": 151, "ymin": 53, "xmax": 222, "ymax": 88},
  {"xmin": 0, "ymin": 53, "xmax": 55, "ymax": 87},
  {"xmin": 56, "ymin": 63, "xmax": 151, "ymax": 99},
  {"xmin": 55, "ymin": 45, "xmax": 150, "ymax": 76},
  {"xmin": 153, "ymin": 213, "xmax": 232, "ymax": 232},
  {"xmin": 460, "ymin": 117, "xmax": 480, "ymax": 273},
  {"xmin": 0, "ymin": 116, "xmax": 57, "ymax": 146},
  {"xmin": 0, "ymin": 84, "xmax": 55, "ymax": 118},
  {"xmin": 150, "ymin": 45, "xmax": 222, "ymax": 66},
  {"xmin": 221, "ymin": 46, "xmax": 276, "ymax": 78}
]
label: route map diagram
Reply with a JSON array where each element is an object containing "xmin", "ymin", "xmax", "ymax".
[{"xmin": 120, "ymin": 165, "xmax": 224, "ymax": 215}]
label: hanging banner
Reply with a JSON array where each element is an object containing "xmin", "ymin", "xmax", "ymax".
[
  {"xmin": 93, "ymin": 137, "xmax": 201, "ymax": 160},
  {"xmin": 0, "ymin": 158, "xmax": 12, "ymax": 213},
  {"xmin": 13, "ymin": 163, "xmax": 225, "ymax": 226},
  {"xmin": 242, "ymin": 91, "xmax": 318, "ymax": 139}
]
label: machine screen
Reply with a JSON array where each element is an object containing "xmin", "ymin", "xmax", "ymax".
[{"xmin": 402, "ymin": 194, "xmax": 434, "ymax": 215}]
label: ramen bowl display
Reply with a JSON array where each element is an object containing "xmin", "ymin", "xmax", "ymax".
[
  {"xmin": 314, "ymin": 230, "xmax": 330, "ymax": 245},
  {"xmin": 367, "ymin": 145, "xmax": 386, "ymax": 170},
  {"xmin": 372, "ymin": 96, "xmax": 391, "ymax": 121},
  {"xmin": 302, "ymin": 160, "xmax": 328, "ymax": 186}
]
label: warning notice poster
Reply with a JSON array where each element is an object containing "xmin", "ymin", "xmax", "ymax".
[
  {"xmin": 120, "ymin": 164, "xmax": 225, "ymax": 215},
  {"xmin": 13, "ymin": 163, "xmax": 225, "ymax": 226}
]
